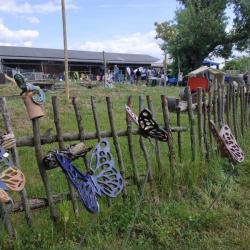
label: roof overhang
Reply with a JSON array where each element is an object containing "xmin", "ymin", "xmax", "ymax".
[
  {"xmin": 1, "ymin": 56, "xmax": 155, "ymax": 65},
  {"xmin": 188, "ymin": 66, "xmax": 225, "ymax": 77}
]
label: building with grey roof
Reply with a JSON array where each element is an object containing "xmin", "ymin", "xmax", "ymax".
[{"xmin": 0, "ymin": 46, "xmax": 159, "ymax": 79}]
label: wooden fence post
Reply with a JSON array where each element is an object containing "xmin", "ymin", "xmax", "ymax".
[
  {"xmin": 0, "ymin": 97, "xmax": 32, "ymax": 225},
  {"xmin": 240, "ymin": 85, "xmax": 245, "ymax": 135},
  {"xmin": 245, "ymin": 85, "xmax": 249, "ymax": 128},
  {"xmin": 106, "ymin": 97, "xmax": 127, "ymax": 198},
  {"xmin": 221, "ymin": 83, "xmax": 225, "ymax": 126},
  {"xmin": 226, "ymin": 84, "xmax": 230, "ymax": 126},
  {"xmin": 232, "ymin": 86, "xmax": 238, "ymax": 139},
  {"xmin": 236, "ymin": 85, "xmax": 240, "ymax": 115},
  {"xmin": 197, "ymin": 88, "xmax": 204, "ymax": 158},
  {"xmin": 0, "ymin": 203, "xmax": 15, "ymax": 238},
  {"xmin": 91, "ymin": 96, "xmax": 102, "ymax": 141},
  {"xmin": 146, "ymin": 95, "xmax": 163, "ymax": 175},
  {"xmin": 161, "ymin": 95, "xmax": 176, "ymax": 179},
  {"xmin": 91, "ymin": 96, "xmax": 112, "ymax": 206},
  {"xmin": 217, "ymin": 83, "xmax": 222, "ymax": 127},
  {"xmin": 185, "ymin": 87, "xmax": 196, "ymax": 161},
  {"xmin": 139, "ymin": 96, "xmax": 153, "ymax": 183},
  {"xmin": 32, "ymin": 118, "xmax": 58, "ymax": 222},
  {"xmin": 208, "ymin": 88, "xmax": 213, "ymax": 150},
  {"xmin": 126, "ymin": 96, "xmax": 140, "ymax": 190},
  {"xmin": 72, "ymin": 96, "xmax": 89, "ymax": 169},
  {"xmin": 202, "ymin": 90, "xmax": 209, "ymax": 160},
  {"xmin": 213, "ymin": 82, "xmax": 218, "ymax": 125},
  {"xmin": 52, "ymin": 96, "xmax": 79, "ymax": 217},
  {"xmin": 175, "ymin": 98, "xmax": 182, "ymax": 162}
]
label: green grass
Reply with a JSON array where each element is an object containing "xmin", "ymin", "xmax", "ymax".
[{"xmin": 0, "ymin": 82, "xmax": 250, "ymax": 249}]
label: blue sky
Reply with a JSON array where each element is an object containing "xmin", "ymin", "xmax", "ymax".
[{"xmin": 0, "ymin": 0, "xmax": 234, "ymax": 61}]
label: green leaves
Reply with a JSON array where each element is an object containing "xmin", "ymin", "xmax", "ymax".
[{"xmin": 155, "ymin": 0, "xmax": 249, "ymax": 74}]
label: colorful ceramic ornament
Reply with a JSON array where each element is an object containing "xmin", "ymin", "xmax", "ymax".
[
  {"xmin": 125, "ymin": 105, "xmax": 169, "ymax": 142},
  {"xmin": 49, "ymin": 139, "xmax": 123, "ymax": 213},
  {"xmin": 209, "ymin": 120, "xmax": 244, "ymax": 164}
]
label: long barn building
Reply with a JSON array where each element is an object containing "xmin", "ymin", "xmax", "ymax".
[{"xmin": 0, "ymin": 46, "xmax": 159, "ymax": 78}]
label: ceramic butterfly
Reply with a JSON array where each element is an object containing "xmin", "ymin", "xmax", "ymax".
[
  {"xmin": 125, "ymin": 105, "xmax": 169, "ymax": 142},
  {"xmin": 209, "ymin": 120, "xmax": 244, "ymax": 165},
  {"xmin": 0, "ymin": 146, "xmax": 26, "ymax": 203},
  {"xmin": 54, "ymin": 138, "xmax": 123, "ymax": 213}
]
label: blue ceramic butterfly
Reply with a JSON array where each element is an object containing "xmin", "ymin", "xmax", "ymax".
[{"xmin": 55, "ymin": 139, "xmax": 124, "ymax": 213}]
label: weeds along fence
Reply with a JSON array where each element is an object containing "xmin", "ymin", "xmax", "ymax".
[{"xmin": 0, "ymin": 83, "xmax": 249, "ymax": 238}]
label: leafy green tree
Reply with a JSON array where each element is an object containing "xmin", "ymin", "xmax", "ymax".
[
  {"xmin": 155, "ymin": 0, "xmax": 250, "ymax": 74},
  {"xmin": 224, "ymin": 56, "xmax": 250, "ymax": 72},
  {"xmin": 229, "ymin": 0, "xmax": 250, "ymax": 51}
]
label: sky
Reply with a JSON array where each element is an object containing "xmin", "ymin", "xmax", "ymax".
[
  {"xmin": 0, "ymin": 0, "xmax": 182, "ymax": 60},
  {"xmin": 0, "ymin": 0, "xmax": 235, "ymax": 62}
]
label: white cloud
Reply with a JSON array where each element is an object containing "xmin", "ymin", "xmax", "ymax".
[
  {"xmin": 0, "ymin": 19, "xmax": 39, "ymax": 46},
  {"xmin": 98, "ymin": 3, "xmax": 157, "ymax": 9},
  {"xmin": 0, "ymin": 0, "xmax": 78, "ymax": 15},
  {"xmin": 33, "ymin": 0, "xmax": 78, "ymax": 14},
  {"xmin": 0, "ymin": 0, "xmax": 32, "ymax": 14},
  {"xmin": 23, "ymin": 16, "xmax": 40, "ymax": 24},
  {"xmin": 73, "ymin": 31, "xmax": 163, "ymax": 59}
]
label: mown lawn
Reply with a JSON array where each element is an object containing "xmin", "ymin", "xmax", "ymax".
[{"xmin": 0, "ymin": 82, "xmax": 249, "ymax": 250}]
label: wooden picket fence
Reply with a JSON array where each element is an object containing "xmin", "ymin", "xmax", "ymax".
[{"xmin": 0, "ymin": 83, "xmax": 249, "ymax": 238}]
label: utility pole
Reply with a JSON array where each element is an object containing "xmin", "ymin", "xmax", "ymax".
[
  {"xmin": 102, "ymin": 51, "xmax": 107, "ymax": 87},
  {"xmin": 61, "ymin": 0, "xmax": 69, "ymax": 99}
]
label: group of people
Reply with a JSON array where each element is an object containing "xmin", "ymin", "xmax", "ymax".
[
  {"xmin": 126, "ymin": 66, "xmax": 151, "ymax": 85},
  {"xmin": 96, "ymin": 65, "xmax": 178, "ymax": 86}
]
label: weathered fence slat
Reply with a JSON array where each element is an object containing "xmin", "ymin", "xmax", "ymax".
[
  {"xmin": 52, "ymin": 96, "xmax": 79, "ymax": 217},
  {"xmin": 240, "ymin": 85, "xmax": 245, "ymax": 135},
  {"xmin": 175, "ymin": 98, "xmax": 182, "ymax": 162},
  {"xmin": 91, "ymin": 96, "xmax": 111, "ymax": 206},
  {"xmin": 197, "ymin": 88, "xmax": 204, "ymax": 158},
  {"xmin": 161, "ymin": 95, "xmax": 176, "ymax": 179},
  {"xmin": 245, "ymin": 85, "xmax": 250, "ymax": 128},
  {"xmin": 208, "ymin": 88, "xmax": 213, "ymax": 152},
  {"xmin": 106, "ymin": 97, "xmax": 127, "ymax": 198},
  {"xmin": 226, "ymin": 85, "xmax": 230, "ymax": 126},
  {"xmin": 232, "ymin": 86, "xmax": 238, "ymax": 139},
  {"xmin": 202, "ymin": 90, "xmax": 209, "ymax": 160},
  {"xmin": 236, "ymin": 85, "xmax": 240, "ymax": 116},
  {"xmin": 32, "ymin": 118, "xmax": 58, "ymax": 221},
  {"xmin": 185, "ymin": 87, "xmax": 196, "ymax": 161},
  {"xmin": 221, "ymin": 84, "xmax": 225, "ymax": 126},
  {"xmin": 90, "ymin": 96, "xmax": 101, "ymax": 141},
  {"xmin": 72, "ymin": 96, "xmax": 89, "ymax": 169},
  {"xmin": 0, "ymin": 97, "xmax": 32, "ymax": 226},
  {"xmin": 146, "ymin": 95, "xmax": 163, "ymax": 175},
  {"xmin": 213, "ymin": 83, "xmax": 218, "ymax": 125},
  {"xmin": 139, "ymin": 96, "xmax": 153, "ymax": 183},
  {"xmin": 126, "ymin": 96, "xmax": 140, "ymax": 190},
  {"xmin": 217, "ymin": 83, "xmax": 222, "ymax": 127},
  {"xmin": 0, "ymin": 203, "xmax": 15, "ymax": 238},
  {"xmin": 16, "ymin": 127, "xmax": 187, "ymax": 147},
  {"xmin": 228, "ymin": 84, "xmax": 232, "ymax": 112}
]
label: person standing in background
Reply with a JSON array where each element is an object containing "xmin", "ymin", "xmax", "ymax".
[
  {"xmin": 135, "ymin": 69, "xmax": 141, "ymax": 85},
  {"xmin": 114, "ymin": 65, "xmax": 119, "ymax": 82},
  {"xmin": 126, "ymin": 66, "xmax": 131, "ymax": 84}
]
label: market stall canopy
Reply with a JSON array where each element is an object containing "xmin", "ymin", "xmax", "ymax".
[
  {"xmin": 188, "ymin": 66, "xmax": 225, "ymax": 85},
  {"xmin": 188, "ymin": 66, "xmax": 225, "ymax": 77}
]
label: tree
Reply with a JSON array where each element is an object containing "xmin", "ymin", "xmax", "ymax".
[
  {"xmin": 229, "ymin": 0, "xmax": 250, "ymax": 51},
  {"xmin": 224, "ymin": 56, "xmax": 250, "ymax": 72},
  {"xmin": 155, "ymin": 0, "xmax": 250, "ymax": 74}
]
